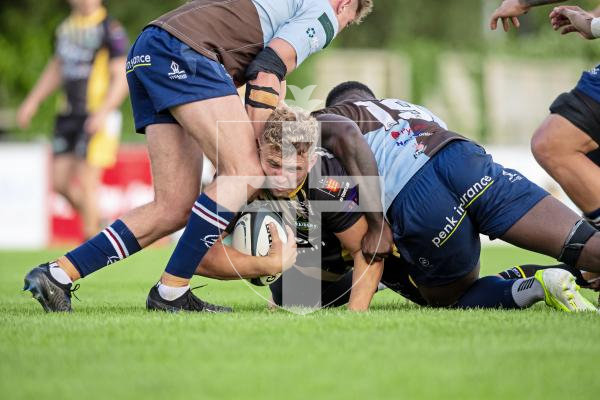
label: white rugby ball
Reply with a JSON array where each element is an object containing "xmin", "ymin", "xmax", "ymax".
[{"xmin": 230, "ymin": 209, "xmax": 287, "ymax": 286}]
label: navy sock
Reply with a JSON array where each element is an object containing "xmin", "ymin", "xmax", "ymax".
[
  {"xmin": 584, "ymin": 208, "xmax": 600, "ymax": 230},
  {"xmin": 65, "ymin": 220, "xmax": 141, "ymax": 278},
  {"xmin": 456, "ymin": 276, "xmax": 519, "ymax": 309},
  {"xmin": 164, "ymin": 193, "xmax": 234, "ymax": 280}
]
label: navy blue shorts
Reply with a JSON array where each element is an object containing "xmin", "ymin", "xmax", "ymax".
[
  {"xmin": 126, "ymin": 26, "xmax": 238, "ymax": 133},
  {"xmin": 575, "ymin": 64, "xmax": 600, "ymax": 105},
  {"xmin": 387, "ymin": 141, "xmax": 549, "ymax": 287}
]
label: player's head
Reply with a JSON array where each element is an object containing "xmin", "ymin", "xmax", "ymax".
[
  {"xmin": 325, "ymin": 81, "xmax": 377, "ymax": 107},
  {"xmin": 68, "ymin": 0, "xmax": 103, "ymax": 14},
  {"xmin": 259, "ymin": 107, "xmax": 319, "ymax": 199},
  {"xmin": 330, "ymin": 0, "xmax": 373, "ymax": 31}
]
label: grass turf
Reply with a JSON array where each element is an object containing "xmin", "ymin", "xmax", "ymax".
[{"xmin": 1, "ymin": 246, "xmax": 599, "ymax": 400}]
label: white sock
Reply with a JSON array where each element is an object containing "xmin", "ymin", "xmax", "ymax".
[
  {"xmin": 511, "ymin": 277, "xmax": 545, "ymax": 308},
  {"xmin": 157, "ymin": 283, "xmax": 190, "ymax": 301},
  {"xmin": 49, "ymin": 263, "xmax": 73, "ymax": 285}
]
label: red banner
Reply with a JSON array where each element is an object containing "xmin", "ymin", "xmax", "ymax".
[{"xmin": 50, "ymin": 145, "xmax": 153, "ymax": 245}]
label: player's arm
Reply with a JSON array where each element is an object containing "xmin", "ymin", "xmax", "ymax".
[
  {"xmin": 85, "ymin": 56, "xmax": 129, "ymax": 135},
  {"xmin": 16, "ymin": 57, "xmax": 62, "ymax": 129},
  {"xmin": 196, "ymin": 224, "xmax": 297, "ymax": 280},
  {"xmin": 335, "ymin": 216, "xmax": 384, "ymax": 311},
  {"xmin": 550, "ymin": 5, "xmax": 600, "ymax": 39},
  {"xmin": 490, "ymin": 0, "xmax": 566, "ymax": 31},
  {"xmin": 245, "ymin": 39, "xmax": 295, "ymax": 138},
  {"xmin": 317, "ymin": 113, "xmax": 393, "ymax": 262}
]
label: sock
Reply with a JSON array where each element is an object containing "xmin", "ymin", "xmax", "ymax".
[
  {"xmin": 456, "ymin": 276, "xmax": 519, "ymax": 309},
  {"xmin": 157, "ymin": 283, "xmax": 190, "ymax": 301},
  {"xmin": 499, "ymin": 264, "xmax": 587, "ymax": 286},
  {"xmin": 510, "ymin": 277, "xmax": 545, "ymax": 308},
  {"xmin": 164, "ymin": 193, "xmax": 233, "ymax": 279},
  {"xmin": 65, "ymin": 220, "xmax": 142, "ymax": 278},
  {"xmin": 584, "ymin": 208, "xmax": 600, "ymax": 230},
  {"xmin": 48, "ymin": 262, "xmax": 72, "ymax": 285}
]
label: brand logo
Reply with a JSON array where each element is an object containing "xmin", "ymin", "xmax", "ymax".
[
  {"xmin": 502, "ymin": 170, "xmax": 523, "ymax": 183},
  {"xmin": 419, "ymin": 258, "xmax": 431, "ymax": 268},
  {"xmin": 168, "ymin": 61, "xmax": 187, "ymax": 80},
  {"xmin": 201, "ymin": 235, "xmax": 220, "ymax": 248},
  {"xmin": 431, "ymin": 176, "xmax": 494, "ymax": 248},
  {"xmin": 126, "ymin": 54, "xmax": 151, "ymax": 73}
]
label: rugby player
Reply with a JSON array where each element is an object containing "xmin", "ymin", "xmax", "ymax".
[
  {"xmin": 17, "ymin": 0, "xmax": 129, "ymax": 239},
  {"xmin": 312, "ymin": 81, "xmax": 600, "ymax": 312},
  {"xmin": 194, "ymin": 107, "xmax": 386, "ymax": 311},
  {"xmin": 490, "ymin": 1, "xmax": 600, "ymax": 233},
  {"xmin": 23, "ymin": 0, "xmax": 377, "ymax": 313}
]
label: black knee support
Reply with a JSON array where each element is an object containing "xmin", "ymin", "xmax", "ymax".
[{"xmin": 558, "ymin": 220, "xmax": 597, "ymax": 267}]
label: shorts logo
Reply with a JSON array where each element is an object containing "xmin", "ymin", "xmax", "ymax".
[
  {"xmin": 168, "ymin": 61, "xmax": 187, "ymax": 80},
  {"xmin": 126, "ymin": 54, "xmax": 151, "ymax": 73},
  {"xmin": 502, "ymin": 170, "xmax": 523, "ymax": 183},
  {"xmin": 419, "ymin": 258, "xmax": 431, "ymax": 268},
  {"xmin": 431, "ymin": 176, "xmax": 495, "ymax": 248}
]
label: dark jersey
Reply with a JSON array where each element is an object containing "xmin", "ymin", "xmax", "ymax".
[
  {"xmin": 314, "ymin": 99, "xmax": 469, "ymax": 212},
  {"xmin": 252, "ymin": 148, "xmax": 361, "ymax": 276},
  {"xmin": 54, "ymin": 7, "xmax": 128, "ymax": 115}
]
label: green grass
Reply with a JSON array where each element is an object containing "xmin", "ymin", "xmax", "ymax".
[{"xmin": 1, "ymin": 246, "xmax": 599, "ymax": 400}]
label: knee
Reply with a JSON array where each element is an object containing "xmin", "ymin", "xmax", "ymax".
[{"xmin": 531, "ymin": 127, "xmax": 560, "ymax": 169}]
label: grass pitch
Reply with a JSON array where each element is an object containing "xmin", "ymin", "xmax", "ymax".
[{"xmin": 1, "ymin": 246, "xmax": 599, "ymax": 400}]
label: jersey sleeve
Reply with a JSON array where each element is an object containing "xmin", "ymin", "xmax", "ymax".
[
  {"xmin": 310, "ymin": 152, "xmax": 362, "ymax": 234},
  {"xmin": 104, "ymin": 18, "xmax": 129, "ymax": 59},
  {"xmin": 273, "ymin": 5, "xmax": 337, "ymax": 67}
]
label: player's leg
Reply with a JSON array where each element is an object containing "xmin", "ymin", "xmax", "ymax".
[
  {"xmin": 531, "ymin": 89, "xmax": 600, "ymax": 228},
  {"xmin": 76, "ymin": 161, "xmax": 102, "ymax": 239},
  {"xmin": 153, "ymin": 96, "xmax": 264, "ymax": 305},
  {"xmin": 122, "ymin": 27, "xmax": 263, "ymax": 309},
  {"xmin": 390, "ymin": 141, "xmax": 583, "ymax": 310},
  {"xmin": 52, "ymin": 154, "xmax": 83, "ymax": 212},
  {"xmin": 23, "ymin": 124, "xmax": 205, "ymax": 312},
  {"xmin": 531, "ymin": 115, "xmax": 600, "ymax": 215}
]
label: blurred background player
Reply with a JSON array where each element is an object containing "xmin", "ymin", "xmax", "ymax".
[
  {"xmin": 490, "ymin": 0, "xmax": 600, "ymax": 231},
  {"xmin": 16, "ymin": 0, "xmax": 129, "ymax": 239},
  {"xmin": 22, "ymin": 0, "xmax": 377, "ymax": 313}
]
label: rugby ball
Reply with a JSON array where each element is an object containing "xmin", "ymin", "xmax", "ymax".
[{"xmin": 230, "ymin": 209, "xmax": 287, "ymax": 286}]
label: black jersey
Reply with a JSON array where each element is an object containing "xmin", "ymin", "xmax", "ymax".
[
  {"xmin": 54, "ymin": 7, "xmax": 128, "ymax": 115},
  {"xmin": 257, "ymin": 148, "xmax": 361, "ymax": 276}
]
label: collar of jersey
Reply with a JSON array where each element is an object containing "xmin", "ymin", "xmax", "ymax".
[
  {"xmin": 70, "ymin": 7, "xmax": 107, "ymax": 28},
  {"xmin": 287, "ymin": 176, "xmax": 307, "ymax": 199}
]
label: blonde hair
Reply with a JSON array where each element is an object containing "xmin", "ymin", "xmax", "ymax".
[
  {"xmin": 261, "ymin": 107, "xmax": 319, "ymax": 158},
  {"xmin": 354, "ymin": 0, "xmax": 373, "ymax": 25}
]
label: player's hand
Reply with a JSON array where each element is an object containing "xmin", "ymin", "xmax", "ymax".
[
  {"xmin": 267, "ymin": 223, "xmax": 297, "ymax": 272},
  {"xmin": 84, "ymin": 110, "xmax": 109, "ymax": 135},
  {"xmin": 361, "ymin": 221, "xmax": 394, "ymax": 262},
  {"xmin": 16, "ymin": 99, "xmax": 39, "ymax": 129},
  {"xmin": 550, "ymin": 6, "xmax": 595, "ymax": 39},
  {"xmin": 490, "ymin": 0, "xmax": 528, "ymax": 31}
]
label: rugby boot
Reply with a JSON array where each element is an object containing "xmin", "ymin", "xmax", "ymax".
[
  {"xmin": 146, "ymin": 285, "xmax": 232, "ymax": 313},
  {"xmin": 535, "ymin": 269, "xmax": 597, "ymax": 312},
  {"xmin": 23, "ymin": 263, "xmax": 79, "ymax": 312}
]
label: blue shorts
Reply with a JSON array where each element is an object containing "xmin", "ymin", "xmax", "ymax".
[
  {"xmin": 126, "ymin": 26, "xmax": 238, "ymax": 133},
  {"xmin": 387, "ymin": 141, "xmax": 549, "ymax": 287},
  {"xmin": 575, "ymin": 64, "xmax": 600, "ymax": 105}
]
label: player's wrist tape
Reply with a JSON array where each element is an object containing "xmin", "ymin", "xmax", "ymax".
[
  {"xmin": 245, "ymin": 47, "xmax": 288, "ymax": 82},
  {"xmin": 591, "ymin": 18, "xmax": 600, "ymax": 38},
  {"xmin": 245, "ymin": 84, "xmax": 280, "ymax": 110}
]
